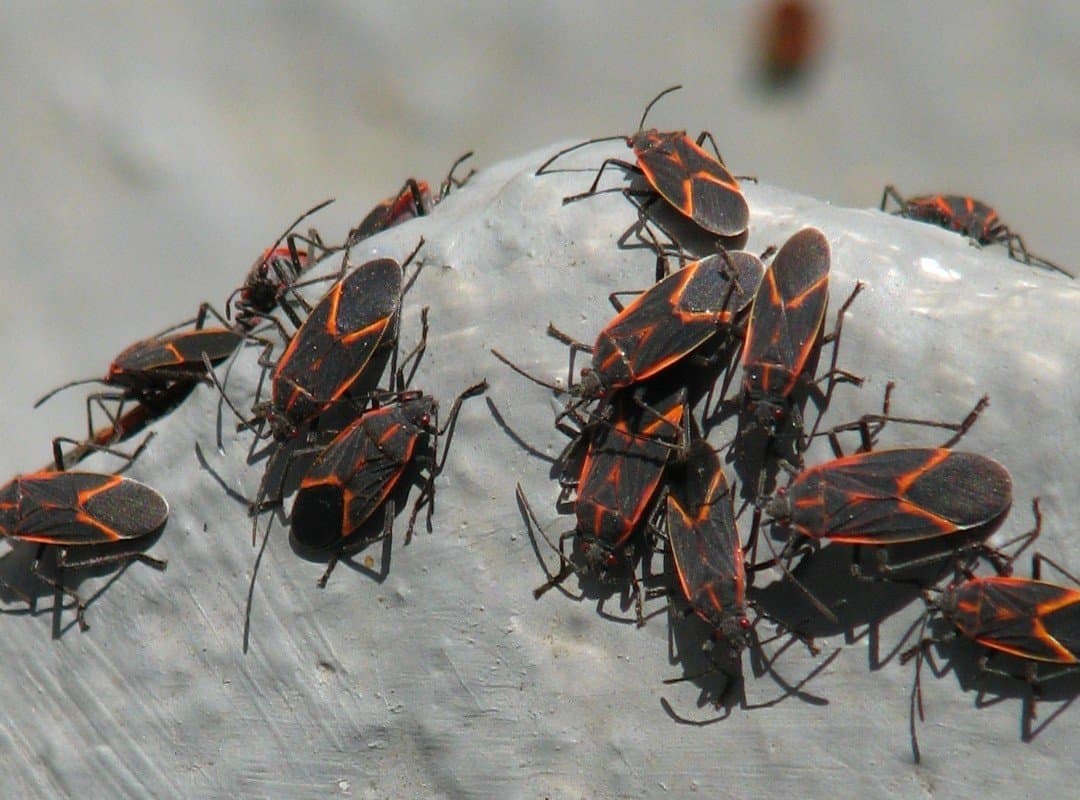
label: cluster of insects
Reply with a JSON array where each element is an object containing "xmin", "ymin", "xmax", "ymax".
[
  {"xmin": 0, "ymin": 83, "xmax": 1074, "ymax": 763},
  {"xmin": 4, "ymin": 154, "xmax": 485, "ymax": 635},
  {"xmin": 493, "ymin": 85, "xmax": 1078, "ymax": 761}
]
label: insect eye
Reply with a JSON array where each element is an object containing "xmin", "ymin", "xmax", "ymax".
[
  {"xmin": 603, "ymin": 551, "xmax": 619, "ymax": 568},
  {"xmin": 739, "ymin": 617, "xmax": 752, "ymax": 630},
  {"xmin": 771, "ymin": 407, "xmax": 785, "ymax": 422}
]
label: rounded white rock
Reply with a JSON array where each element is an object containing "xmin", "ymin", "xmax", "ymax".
[{"xmin": 1, "ymin": 144, "xmax": 1077, "ymax": 798}]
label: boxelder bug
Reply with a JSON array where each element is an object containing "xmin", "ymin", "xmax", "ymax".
[
  {"xmin": 880, "ymin": 186, "xmax": 1074, "ymax": 278},
  {"xmin": 258, "ymin": 258, "xmax": 400, "ymax": 435},
  {"xmin": 210, "ymin": 244, "xmax": 427, "ymax": 549},
  {"xmin": 565, "ymin": 250, "xmax": 763, "ymax": 395},
  {"xmin": 730, "ymin": 227, "xmax": 862, "ymax": 457},
  {"xmin": 902, "ymin": 517, "xmax": 1080, "ymax": 761},
  {"xmin": 0, "ymin": 456, "xmax": 168, "ymax": 631},
  {"xmin": 765, "ymin": 447, "xmax": 1013, "ymax": 566},
  {"xmin": 936, "ymin": 569, "xmax": 1080, "ymax": 671},
  {"xmin": 744, "ymin": 392, "xmax": 997, "ymax": 620},
  {"xmin": 519, "ymin": 381, "xmax": 687, "ymax": 624},
  {"xmin": 492, "ymin": 248, "xmax": 763, "ymax": 418},
  {"xmin": 536, "ymin": 86, "xmax": 750, "ymax": 238},
  {"xmin": 218, "ymin": 242, "xmax": 424, "ymax": 443},
  {"xmin": 667, "ymin": 437, "xmax": 751, "ymax": 650},
  {"xmin": 289, "ymin": 379, "xmax": 488, "ymax": 586},
  {"xmin": 35, "ymin": 303, "xmax": 244, "ymax": 457},
  {"xmin": 347, "ymin": 152, "xmax": 475, "ymax": 244},
  {"xmin": 756, "ymin": 0, "xmax": 821, "ymax": 90},
  {"xmin": 662, "ymin": 434, "xmax": 838, "ymax": 719},
  {"xmin": 227, "ymin": 198, "xmax": 338, "ymax": 327},
  {"xmin": 931, "ymin": 558, "xmax": 1080, "ymax": 675}
]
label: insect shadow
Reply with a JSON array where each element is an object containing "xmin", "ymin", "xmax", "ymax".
[
  {"xmin": 0, "ymin": 525, "xmax": 167, "ymax": 639},
  {"xmin": 661, "ymin": 597, "xmax": 840, "ymax": 725},
  {"xmin": 907, "ymin": 602, "xmax": 1080, "ymax": 746}
]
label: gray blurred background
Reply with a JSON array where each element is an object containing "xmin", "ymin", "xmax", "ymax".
[{"xmin": 1, "ymin": 0, "xmax": 1077, "ymax": 478}]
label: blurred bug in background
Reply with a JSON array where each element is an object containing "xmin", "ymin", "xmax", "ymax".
[{"xmin": 755, "ymin": 0, "xmax": 823, "ymax": 92}]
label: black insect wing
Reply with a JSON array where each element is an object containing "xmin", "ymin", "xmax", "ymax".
[
  {"xmin": 111, "ymin": 328, "xmax": 243, "ymax": 385},
  {"xmin": 0, "ymin": 472, "xmax": 169, "ymax": 546},
  {"xmin": 289, "ymin": 395, "xmax": 435, "ymax": 551},
  {"xmin": 739, "ymin": 228, "xmax": 830, "ymax": 431},
  {"xmin": 667, "ymin": 438, "xmax": 751, "ymax": 650},
  {"xmin": 631, "ymin": 131, "xmax": 749, "ymax": 238},
  {"xmin": 572, "ymin": 383, "xmax": 685, "ymax": 576},
  {"xmin": 269, "ymin": 258, "xmax": 403, "ymax": 433},
  {"xmin": 591, "ymin": 250, "xmax": 764, "ymax": 393}
]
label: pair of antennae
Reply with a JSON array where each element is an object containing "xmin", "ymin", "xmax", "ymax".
[{"xmin": 534, "ymin": 85, "xmax": 684, "ymax": 175}]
